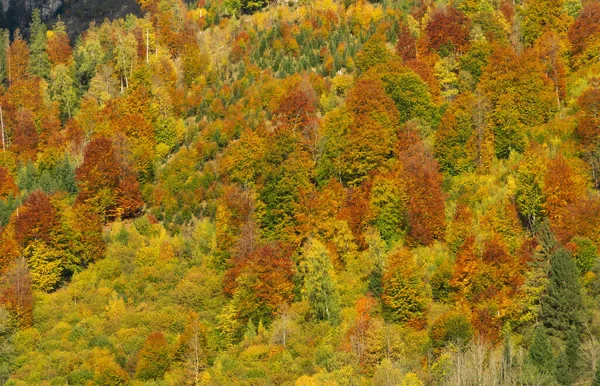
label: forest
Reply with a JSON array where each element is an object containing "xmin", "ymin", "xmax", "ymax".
[{"xmin": 0, "ymin": 0, "xmax": 600, "ymax": 384}]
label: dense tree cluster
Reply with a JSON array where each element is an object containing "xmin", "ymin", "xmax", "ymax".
[{"xmin": 0, "ymin": 0, "xmax": 599, "ymax": 384}]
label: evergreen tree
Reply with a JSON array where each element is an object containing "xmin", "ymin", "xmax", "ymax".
[
  {"xmin": 28, "ymin": 9, "xmax": 49, "ymax": 79},
  {"xmin": 0, "ymin": 29, "xmax": 8, "ymax": 85},
  {"xmin": 555, "ymin": 351, "xmax": 570, "ymax": 385},
  {"xmin": 560, "ymin": 328, "xmax": 582, "ymax": 384},
  {"xmin": 529, "ymin": 325, "xmax": 555, "ymax": 377},
  {"xmin": 542, "ymin": 247, "xmax": 584, "ymax": 336}
]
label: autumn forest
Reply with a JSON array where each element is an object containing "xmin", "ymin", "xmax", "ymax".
[{"xmin": 0, "ymin": 0, "xmax": 599, "ymax": 384}]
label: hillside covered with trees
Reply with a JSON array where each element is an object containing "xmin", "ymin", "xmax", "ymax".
[{"xmin": 1, "ymin": 0, "xmax": 600, "ymax": 384}]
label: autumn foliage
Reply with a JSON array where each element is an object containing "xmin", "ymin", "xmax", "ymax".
[
  {"xmin": 75, "ymin": 137, "xmax": 143, "ymax": 220},
  {"xmin": 0, "ymin": 0, "xmax": 600, "ymax": 384}
]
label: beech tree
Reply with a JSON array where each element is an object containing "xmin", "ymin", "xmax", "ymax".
[
  {"xmin": 227, "ymin": 242, "xmax": 296, "ymax": 324},
  {"xmin": 426, "ymin": 6, "xmax": 470, "ymax": 54},
  {"xmin": 521, "ymin": 0, "xmax": 572, "ymax": 46},
  {"xmin": 135, "ymin": 332, "xmax": 172, "ymax": 380},
  {"xmin": 382, "ymin": 249, "xmax": 428, "ymax": 327},
  {"xmin": 75, "ymin": 137, "xmax": 143, "ymax": 220},
  {"xmin": 0, "ymin": 167, "xmax": 18, "ymax": 199},
  {"xmin": 13, "ymin": 190, "xmax": 59, "ymax": 247},
  {"xmin": 7, "ymin": 32, "xmax": 30, "ymax": 84}
]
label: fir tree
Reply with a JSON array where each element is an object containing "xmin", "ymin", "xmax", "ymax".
[
  {"xmin": 542, "ymin": 247, "xmax": 584, "ymax": 336},
  {"xmin": 555, "ymin": 351, "xmax": 570, "ymax": 386},
  {"xmin": 561, "ymin": 328, "xmax": 582, "ymax": 384},
  {"xmin": 28, "ymin": 9, "xmax": 49, "ymax": 79},
  {"xmin": 529, "ymin": 325, "xmax": 555, "ymax": 377},
  {"xmin": 0, "ymin": 29, "xmax": 8, "ymax": 85}
]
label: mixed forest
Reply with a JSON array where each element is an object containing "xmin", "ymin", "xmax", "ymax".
[{"xmin": 1, "ymin": 0, "xmax": 600, "ymax": 384}]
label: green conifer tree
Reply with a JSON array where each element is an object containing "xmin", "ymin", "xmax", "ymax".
[
  {"xmin": 542, "ymin": 247, "xmax": 584, "ymax": 336},
  {"xmin": 0, "ymin": 29, "xmax": 8, "ymax": 85},
  {"xmin": 28, "ymin": 9, "xmax": 50, "ymax": 79},
  {"xmin": 529, "ymin": 325, "xmax": 555, "ymax": 377},
  {"xmin": 563, "ymin": 328, "xmax": 582, "ymax": 384}
]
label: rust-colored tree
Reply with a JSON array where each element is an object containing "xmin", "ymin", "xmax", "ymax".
[
  {"xmin": 226, "ymin": 241, "xmax": 296, "ymax": 324},
  {"xmin": 10, "ymin": 109, "xmax": 39, "ymax": 159},
  {"xmin": 568, "ymin": 2, "xmax": 600, "ymax": 57},
  {"xmin": 0, "ymin": 166, "xmax": 19, "ymax": 198},
  {"xmin": 75, "ymin": 137, "xmax": 143, "ymax": 220},
  {"xmin": 274, "ymin": 80, "xmax": 319, "ymax": 159},
  {"xmin": 46, "ymin": 22, "xmax": 72, "ymax": 65},
  {"xmin": 451, "ymin": 236, "xmax": 525, "ymax": 343},
  {"xmin": 342, "ymin": 79, "xmax": 399, "ymax": 185},
  {"xmin": 543, "ymin": 156, "xmax": 587, "ymax": 242},
  {"xmin": 13, "ymin": 190, "xmax": 59, "ymax": 246},
  {"xmin": 344, "ymin": 295, "xmax": 377, "ymax": 368},
  {"xmin": 396, "ymin": 24, "xmax": 417, "ymax": 61},
  {"xmin": 397, "ymin": 130, "xmax": 446, "ymax": 246},
  {"xmin": 425, "ymin": 6, "xmax": 470, "ymax": 54},
  {"xmin": 7, "ymin": 33, "xmax": 30, "ymax": 84},
  {"xmin": 135, "ymin": 331, "xmax": 172, "ymax": 380}
]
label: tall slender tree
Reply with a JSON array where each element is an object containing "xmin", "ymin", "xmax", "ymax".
[{"xmin": 28, "ymin": 9, "xmax": 49, "ymax": 79}]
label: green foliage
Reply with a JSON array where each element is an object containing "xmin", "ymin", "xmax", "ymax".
[
  {"xmin": 382, "ymin": 250, "xmax": 428, "ymax": 325},
  {"xmin": 242, "ymin": 0, "xmax": 267, "ymax": 14},
  {"xmin": 0, "ymin": 195, "xmax": 19, "ymax": 227},
  {"xmin": 521, "ymin": 0, "xmax": 572, "ymax": 46},
  {"xmin": 515, "ymin": 150, "xmax": 546, "ymax": 228},
  {"xmin": 0, "ymin": 29, "xmax": 8, "ymax": 85},
  {"xmin": 554, "ymin": 328, "xmax": 581, "ymax": 385},
  {"xmin": 300, "ymin": 239, "xmax": 341, "ymax": 324},
  {"xmin": 528, "ymin": 325, "xmax": 555, "ymax": 377},
  {"xmin": 3, "ymin": 0, "xmax": 600, "ymax": 384},
  {"xmin": 25, "ymin": 241, "xmax": 63, "ymax": 292},
  {"xmin": 356, "ymin": 34, "xmax": 391, "ymax": 74},
  {"xmin": 572, "ymin": 237, "xmax": 598, "ymax": 275},
  {"xmin": 370, "ymin": 173, "xmax": 407, "ymax": 243},
  {"xmin": 542, "ymin": 248, "xmax": 583, "ymax": 336},
  {"xmin": 28, "ymin": 9, "xmax": 50, "ymax": 79},
  {"xmin": 50, "ymin": 64, "xmax": 78, "ymax": 120},
  {"xmin": 368, "ymin": 62, "xmax": 437, "ymax": 124}
]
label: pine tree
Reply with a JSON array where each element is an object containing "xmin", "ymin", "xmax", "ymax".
[{"xmin": 28, "ymin": 9, "xmax": 49, "ymax": 79}]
